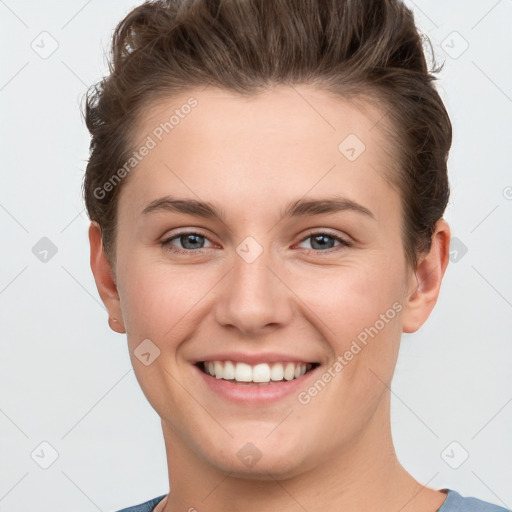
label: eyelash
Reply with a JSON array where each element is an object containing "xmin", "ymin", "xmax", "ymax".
[{"xmin": 161, "ymin": 230, "xmax": 352, "ymax": 255}]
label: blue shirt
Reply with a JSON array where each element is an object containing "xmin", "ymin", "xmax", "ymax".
[{"xmin": 111, "ymin": 489, "xmax": 510, "ymax": 511}]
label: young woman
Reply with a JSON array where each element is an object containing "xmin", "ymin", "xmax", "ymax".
[{"xmin": 83, "ymin": 1, "xmax": 508, "ymax": 511}]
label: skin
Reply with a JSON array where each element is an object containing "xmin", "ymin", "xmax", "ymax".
[{"xmin": 90, "ymin": 85, "xmax": 451, "ymax": 512}]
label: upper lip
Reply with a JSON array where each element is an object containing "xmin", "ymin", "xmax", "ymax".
[{"xmin": 192, "ymin": 352, "xmax": 319, "ymax": 365}]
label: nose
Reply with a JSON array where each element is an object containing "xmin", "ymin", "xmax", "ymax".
[{"xmin": 214, "ymin": 244, "xmax": 294, "ymax": 336}]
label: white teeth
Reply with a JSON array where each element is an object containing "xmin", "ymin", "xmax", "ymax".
[
  {"xmin": 270, "ymin": 363, "xmax": 284, "ymax": 381},
  {"xmin": 252, "ymin": 363, "xmax": 271, "ymax": 383},
  {"xmin": 235, "ymin": 362, "xmax": 252, "ymax": 382},
  {"xmin": 214, "ymin": 361, "xmax": 223, "ymax": 379},
  {"xmin": 223, "ymin": 360, "xmax": 235, "ymax": 380},
  {"xmin": 202, "ymin": 361, "xmax": 312, "ymax": 383},
  {"xmin": 283, "ymin": 362, "xmax": 295, "ymax": 381}
]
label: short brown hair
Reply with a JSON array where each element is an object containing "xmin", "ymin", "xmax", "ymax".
[{"xmin": 82, "ymin": 0, "xmax": 452, "ymax": 268}]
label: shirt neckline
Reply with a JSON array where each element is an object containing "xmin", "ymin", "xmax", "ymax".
[
  {"xmin": 436, "ymin": 488, "xmax": 459, "ymax": 512},
  {"xmin": 151, "ymin": 489, "xmax": 459, "ymax": 512}
]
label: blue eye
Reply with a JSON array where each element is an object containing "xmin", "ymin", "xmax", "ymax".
[
  {"xmin": 162, "ymin": 232, "xmax": 213, "ymax": 254},
  {"xmin": 297, "ymin": 232, "xmax": 351, "ymax": 252},
  {"xmin": 161, "ymin": 230, "xmax": 351, "ymax": 255}
]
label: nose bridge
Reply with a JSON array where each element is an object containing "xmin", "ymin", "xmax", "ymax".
[{"xmin": 214, "ymin": 239, "xmax": 292, "ymax": 334}]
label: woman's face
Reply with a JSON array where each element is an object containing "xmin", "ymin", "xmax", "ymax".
[{"xmin": 101, "ymin": 85, "xmax": 429, "ymax": 477}]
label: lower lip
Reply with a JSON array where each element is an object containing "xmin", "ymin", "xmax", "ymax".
[{"xmin": 194, "ymin": 364, "xmax": 319, "ymax": 405}]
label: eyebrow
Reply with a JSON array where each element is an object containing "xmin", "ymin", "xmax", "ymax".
[{"xmin": 141, "ymin": 195, "xmax": 375, "ymax": 221}]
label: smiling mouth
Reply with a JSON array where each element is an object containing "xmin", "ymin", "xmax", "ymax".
[{"xmin": 196, "ymin": 361, "xmax": 320, "ymax": 385}]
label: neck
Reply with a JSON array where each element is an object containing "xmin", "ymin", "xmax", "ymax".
[{"xmin": 159, "ymin": 392, "xmax": 446, "ymax": 512}]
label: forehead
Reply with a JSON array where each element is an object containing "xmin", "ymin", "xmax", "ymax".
[
  {"xmin": 120, "ymin": 85, "xmax": 399, "ymax": 221},
  {"xmin": 135, "ymin": 84, "xmax": 389, "ymax": 158}
]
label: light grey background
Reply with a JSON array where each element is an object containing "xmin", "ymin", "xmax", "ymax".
[{"xmin": 1, "ymin": 1, "xmax": 511, "ymax": 511}]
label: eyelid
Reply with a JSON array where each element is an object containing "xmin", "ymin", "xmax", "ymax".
[
  {"xmin": 299, "ymin": 228, "xmax": 353, "ymax": 250},
  {"xmin": 161, "ymin": 229, "xmax": 217, "ymax": 253},
  {"xmin": 161, "ymin": 228, "xmax": 212, "ymax": 242},
  {"xmin": 161, "ymin": 228, "xmax": 352, "ymax": 254},
  {"xmin": 298, "ymin": 228, "xmax": 352, "ymax": 246}
]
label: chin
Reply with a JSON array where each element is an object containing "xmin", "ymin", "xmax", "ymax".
[{"xmin": 200, "ymin": 435, "xmax": 314, "ymax": 481}]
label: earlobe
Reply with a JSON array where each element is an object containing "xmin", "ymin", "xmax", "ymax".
[
  {"xmin": 402, "ymin": 219, "xmax": 451, "ymax": 333},
  {"xmin": 89, "ymin": 222, "xmax": 126, "ymax": 334},
  {"xmin": 108, "ymin": 316, "xmax": 126, "ymax": 334}
]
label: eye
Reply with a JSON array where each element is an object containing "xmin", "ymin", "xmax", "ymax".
[
  {"xmin": 161, "ymin": 231, "xmax": 215, "ymax": 254},
  {"xmin": 297, "ymin": 231, "xmax": 351, "ymax": 252},
  {"xmin": 161, "ymin": 230, "xmax": 350, "ymax": 255}
]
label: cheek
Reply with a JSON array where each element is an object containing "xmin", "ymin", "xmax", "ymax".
[
  {"xmin": 293, "ymin": 259, "xmax": 403, "ymax": 341},
  {"xmin": 115, "ymin": 259, "xmax": 203, "ymax": 414},
  {"xmin": 294, "ymin": 259, "xmax": 405, "ymax": 404},
  {"xmin": 295, "ymin": 267, "xmax": 404, "ymax": 430},
  {"xmin": 116, "ymin": 256, "xmax": 197, "ymax": 346}
]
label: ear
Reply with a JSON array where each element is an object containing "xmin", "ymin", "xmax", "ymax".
[
  {"xmin": 89, "ymin": 221, "xmax": 126, "ymax": 334},
  {"xmin": 402, "ymin": 219, "xmax": 451, "ymax": 333}
]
